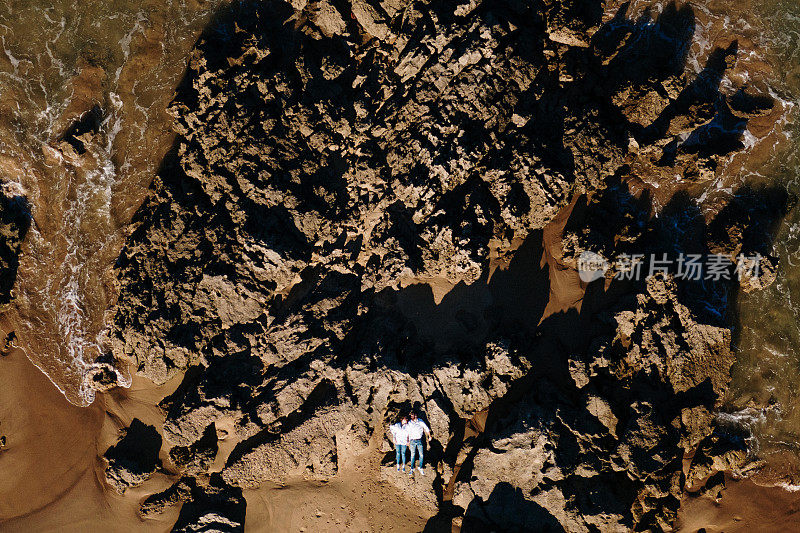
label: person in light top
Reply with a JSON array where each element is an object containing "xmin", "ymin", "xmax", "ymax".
[
  {"xmin": 407, "ymin": 411, "xmax": 431, "ymax": 476},
  {"xmin": 388, "ymin": 416, "xmax": 410, "ymax": 472}
]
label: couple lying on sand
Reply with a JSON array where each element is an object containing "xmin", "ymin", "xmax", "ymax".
[{"xmin": 388, "ymin": 412, "xmax": 431, "ymax": 476}]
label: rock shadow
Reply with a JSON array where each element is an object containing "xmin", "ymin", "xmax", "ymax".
[
  {"xmin": 462, "ymin": 482, "xmax": 565, "ymax": 532},
  {"xmin": 357, "ymin": 230, "xmax": 549, "ymax": 376},
  {"xmin": 103, "ymin": 418, "xmax": 162, "ymax": 494},
  {"xmin": 0, "ymin": 192, "xmax": 31, "ymax": 305}
]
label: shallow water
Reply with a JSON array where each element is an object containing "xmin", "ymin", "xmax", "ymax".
[
  {"xmin": 621, "ymin": 0, "xmax": 800, "ymax": 484},
  {"xmin": 724, "ymin": 0, "xmax": 800, "ymax": 478},
  {"xmin": 678, "ymin": 0, "xmax": 800, "ymax": 480},
  {"xmin": 0, "ymin": 0, "xmax": 221, "ymax": 405},
  {"xmin": 601, "ymin": 0, "xmax": 800, "ymax": 475}
]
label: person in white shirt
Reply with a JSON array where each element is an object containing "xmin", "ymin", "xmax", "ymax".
[
  {"xmin": 388, "ymin": 416, "xmax": 410, "ymax": 472},
  {"xmin": 407, "ymin": 412, "xmax": 431, "ymax": 476}
]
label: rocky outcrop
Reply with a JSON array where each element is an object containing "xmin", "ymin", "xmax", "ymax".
[
  {"xmin": 111, "ymin": 0, "xmax": 636, "ymax": 385},
  {"xmin": 107, "ymin": 0, "xmax": 789, "ymax": 530},
  {"xmin": 169, "ymin": 423, "xmax": 219, "ymax": 475},
  {"xmin": 103, "ymin": 419, "xmax": 162, "ymax": 494},
  {"xmin": 141, "ymin": 474, "xmax": 246, "ymax": 532},
  {"xmin": 455, "ymin": 275, "xmax": 735, "ymax": 531},
  {"xmin": 0, "ymin": 191, "xmax": 30, "ymax": 306}
]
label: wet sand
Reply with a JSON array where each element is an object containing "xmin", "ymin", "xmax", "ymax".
[
  {"xmin": 0, "ymin": 345, "xmax": 101, "ymax": 524},
  {"xmin": 0, "ymin": 333, "xmax": 182, "ymax": 531},
  {"xmin": 678, "ymin": 474, "xmax": 800, "ymax": 532}
]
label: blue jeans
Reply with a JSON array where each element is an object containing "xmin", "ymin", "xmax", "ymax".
[
  {"xmin": 395, "ymin": 444, "xmax": 407, "ymax": 466},
  {"xmin": 409, "ymin": 439, "xmax": 424, "ymax": 469}
]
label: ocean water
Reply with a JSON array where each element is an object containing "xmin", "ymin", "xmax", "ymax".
[
  {"xmin": 723, "ymin": 0, "xmax": 800, "ymax": 481},
  {"xmin": 614, "ymin": 0, "xmax": 800, "ymax": 483},
  {"xmin": 0, "ymin": 0, "xmax": 221, "ymax": 405}
]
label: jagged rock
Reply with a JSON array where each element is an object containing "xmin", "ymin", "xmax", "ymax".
[
  {"xmin": 685, "ymin": 426, "xmax": 751, "ymax": 490},
  {"xmin": 432, "ymin": 341, "xmax": 530, "ymax": 418},
  {"xmin": 695, "ymin": 471, "xmax": 726, "ymax": 502},
  {"xmin": 141, "ymin": 475, "xmax": 245, "ymax": 532},
  {"xmin": 706, "ymin": 185, "xmax": 792, "ymax": 293},
  {"xmin": 170, "ymin": 423, "xmax": 219, "ymax": 475},
  {"xmin": 113, "ymin": 0, "xmax": 639, "ymax": 386},
  {"xmin": 611, "ymin": 274, "xmax": 734, "ymax": 397},
  {"xmin": 140, "ymin": 477, "xmax": 197, "ymax": 518},
  {"xmin": 105, "ymin": 0, "xmax": 789, "ymax": 530},
  {"xmin": 161, "ymin": 354, "xmax": 265, "ymax": 447},
  {"xmin": 222, "ymin": 404, "xmax": 367, "ymax": 487},
  {"xmin": 737, "ymin": 253, "xmax": 778, "ymax": 293},
  {"xmin": 450, "ymin": 253, "xmax": 775, "ymax": 530},
  {"xmin": 104, "ymin": 419, "xmax": 162, "ymax": 494},
  {"xmin": 171, "ymin": 475, "xmax": 246, "ymax": 533}
]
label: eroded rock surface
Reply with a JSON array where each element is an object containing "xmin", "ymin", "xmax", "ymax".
[
  {"xmin": 142, "ymin": 474, "xmax": 246, "ymax": 533},
  {"xmin": 104, "ymin": 418, "xmax": 163, "ymax": 494},
  {"xmin": 106, "ymin": 0, "xmax": 790, "ymax": 530}
]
